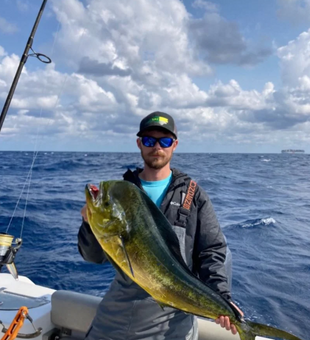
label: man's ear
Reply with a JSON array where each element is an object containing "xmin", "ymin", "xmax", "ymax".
[
  {"xmin": 137, "ymin": 138, "xmax": 142, "ymax": 150},
  {"xmin": 172, "ymin": 139, "xmax": 178, "ymax": 151}
]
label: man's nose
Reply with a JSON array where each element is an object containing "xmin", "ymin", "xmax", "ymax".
[{"xmin": 153, "ymin": 141, "xmax": 162, "ymax": 149}]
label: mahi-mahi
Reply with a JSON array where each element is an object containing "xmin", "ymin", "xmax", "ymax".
[{"xmin": 85, "ymin": 180, "xmax": 303, "ymax": 340}]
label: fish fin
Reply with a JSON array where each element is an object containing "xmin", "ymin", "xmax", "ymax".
[
  {"xmin": 155, "ymin": 300, "xmax": 168, "ymax": 311},
  {"xmin": 237, "ymin": 331, "xmax": 255, "ymax": 340},
  {"xmin": 105, "ymin": 253, "xmax": 129, "ymax": 281},
  {"xmin": 239, "ymin": 320, "xmax": 303, "ymax": 340},
  {"xmin": 119, "ymin": 235, "xmax": 134, "ymax": 278}
]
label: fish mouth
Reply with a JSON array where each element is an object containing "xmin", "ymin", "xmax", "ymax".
[{"xmin": 86, "ymin": 184, "xmax": 100, "ymax": 203}]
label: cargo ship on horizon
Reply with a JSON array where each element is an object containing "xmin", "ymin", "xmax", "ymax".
[{"xmin": 281, "ymin": 149, "xmax": 305, "ymax": 153}]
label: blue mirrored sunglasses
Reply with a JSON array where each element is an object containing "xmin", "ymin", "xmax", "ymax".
[{"xmin": 140, "ymin": 136, "xmax": 175, "ymax": 148}]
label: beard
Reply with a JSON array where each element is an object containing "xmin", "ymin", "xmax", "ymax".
[{"xmin": 141, "ymin": 150, "xmax": 172, "ymax": 169}]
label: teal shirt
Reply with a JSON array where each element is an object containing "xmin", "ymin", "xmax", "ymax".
[{"xmin": 140, "ymin": 172, "xmax": 172, "ymax": 207}]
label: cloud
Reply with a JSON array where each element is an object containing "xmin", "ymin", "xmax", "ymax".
[
  {"xmin": 251, "ymin": 107, "xmax": 309, "ymax": 129},
  {"xmin": 0, "ymin": 17, "xmax": 18, "ymax": 34},
  {"xmin": 0, "ymin": 48, "xmax": 141, "ymax": 144},
  {"xmin": 277, "ymin": 29, "xmax": 310, "ymax": 87},
  {"xmin": 0, "ymin": 53, "xmax": 20, "ymax": 89},
  {"xmin": 78, "ymin": 57, "xmax": 132, "ymax": 77},
  {"xmin": 232, "ymin": 29, "xmax": 310, "ymax": 130},
  {"xmin": 206, "ymin": 80, "xmax": 269, "ymax": 110},
  {"xmin": 188, "ymin": 12, "xmax": 272, "ymax": 66},
  {"xmin": 277, "ymin": 0, "xmax": 310, "ymax": 25},
  {"xmin": 0, "ymin": 46, "xmax": 7, "ymax": 57},
  {"xmin": 50, "ymin": 0, "xmax": 212, "ymax": 76}
]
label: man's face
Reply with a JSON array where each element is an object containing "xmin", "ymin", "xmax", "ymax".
[{"xmin": 137, "ymin": 130, "xmax": 178, "ymax": 170}]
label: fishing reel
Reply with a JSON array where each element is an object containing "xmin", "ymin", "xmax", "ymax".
[{"xmin": 0, "ymin": 233, "xmax": 22, "ymax": 280}]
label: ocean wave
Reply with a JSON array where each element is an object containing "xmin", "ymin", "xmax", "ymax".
[{"xmin": 230, "ymin": 217, "xmax": 276, "ymax": 229}]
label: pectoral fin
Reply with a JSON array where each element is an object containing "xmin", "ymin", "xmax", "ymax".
[
  {"xmin": 154, "ymin": 300, "xmax": 169, "ymax": 311},
  {"xmin": 119, "ymin": 235, "xmax": 134, "ymax": 278}
]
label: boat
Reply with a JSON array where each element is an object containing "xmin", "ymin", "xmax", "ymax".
[
  {"xmin": 1, "ymin": 272, "xmax": 271, "ymax": 340},
  {"xmin": 281, "ymin": 150, "xmax": 305, "ymax": 153}
]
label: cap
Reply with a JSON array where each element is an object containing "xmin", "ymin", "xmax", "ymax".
[{"xmin": 136, "ymin": 111, "xmax": 177, "ymax": 139}]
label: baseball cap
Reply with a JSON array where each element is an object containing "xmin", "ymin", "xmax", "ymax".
[{"xmin": 136, "ymin": 111, "xmax": 177, "ymax": 139}]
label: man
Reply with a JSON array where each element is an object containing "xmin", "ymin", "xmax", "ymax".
[{"xmin": 78, "ymin": 111, "xmax": 242, "ymax": 340}]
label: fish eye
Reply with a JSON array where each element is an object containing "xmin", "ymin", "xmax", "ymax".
[{"xmin": 104, "ymin": 201, "xmax": 110, "ymax": 207}]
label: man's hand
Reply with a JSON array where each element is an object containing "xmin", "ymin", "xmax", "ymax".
[
  {"xmin": 215, "ymin": 302, "xmax": 243, "ymax": 335},
  {"xmin": 81, "ymin": 204, "xmax": 88, "ymax": 222}
]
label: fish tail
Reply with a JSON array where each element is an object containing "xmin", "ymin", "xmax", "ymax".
[
  {"xmin": 237, "ymin": 329, "xmax": 255, "ymax": 340},
  {"xmin": 238, "ymin": 320, "xmax": 303, "ymax": 340}
]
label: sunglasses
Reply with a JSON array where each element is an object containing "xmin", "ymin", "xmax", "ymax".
[{"xmin": 140, "ymin": 136, "xmax": 175, "ymax": 148}]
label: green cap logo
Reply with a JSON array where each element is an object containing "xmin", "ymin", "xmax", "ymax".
[{"xmin": 149, "ymin": 116, "xmax": 168, "ymax": 125}]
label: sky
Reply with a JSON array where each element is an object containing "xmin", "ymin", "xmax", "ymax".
[{"xmin": 0, "ymin": 0, "xmax": 310, "ymax": 153}]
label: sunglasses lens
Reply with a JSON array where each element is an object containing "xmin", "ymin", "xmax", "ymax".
[
  {"xmin": 142, "ymin": 136, "xmax": 156, "ymax": 147},
  {"xmin": 159, "ymin": 137, "xmax": 173, "ymax": 148}
]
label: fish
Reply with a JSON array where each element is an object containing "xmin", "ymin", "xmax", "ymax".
[{"xmin": 85, "ymin": 180, "xmax": 303, "ymax": 340}]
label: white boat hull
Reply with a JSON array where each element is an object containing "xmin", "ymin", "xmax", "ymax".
[{"xmin": 0, "ymin": 273, "xmax": 269, "ymax": 340}]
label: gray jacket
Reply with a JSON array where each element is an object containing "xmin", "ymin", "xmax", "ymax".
[{"xmin": 78, "ymin": 168, "xmax": 231, "ymax": 340}]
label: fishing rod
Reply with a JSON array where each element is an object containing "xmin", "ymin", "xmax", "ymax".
[
  {"xmin": 0, "ymin": 0, "xmax": 51, "ymax": 132},
  {"xmin": 0, "ymin": 0, "xmax": 52, "ymax": 280}
]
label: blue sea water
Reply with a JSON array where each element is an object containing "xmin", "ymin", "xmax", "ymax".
[{"xmin": 0, "ymin": 151, "xmax": 309, "ymax": 339}]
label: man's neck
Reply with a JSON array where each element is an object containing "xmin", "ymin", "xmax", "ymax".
[{"xmin": 139, "ymin": 165, "xmax": 171, "ymax": 181}]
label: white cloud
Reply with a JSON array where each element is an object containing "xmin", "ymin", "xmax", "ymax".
[
  {"xmin": 264, "ymin": 29, "xmax": 310, "ymax": 129},
  {"xmin": 0, "ymin": 53, "xmax": 21, "ymax": 95},
  {"xmin": 277, "ymin": 29, "xmax": 310, "ymax": 87},
  {"xmin": 50, "ymin": 0, "xmax": 211, "ymax": 76},
  {"xmin": 0, "ymin": 46, "xmax": 7, "ymax": 57},
  {"xmin": 206, "ymin": 80, "xmax": 269, "ymax": 111}
]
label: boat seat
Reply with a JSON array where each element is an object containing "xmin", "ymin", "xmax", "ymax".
[
  {"xmin": 49, "ymin": 290, "xmax": 101, "ymax": 340},
  {"xmin": 49, "ymin": 290, "xmax": 241, "ymax": 340}
]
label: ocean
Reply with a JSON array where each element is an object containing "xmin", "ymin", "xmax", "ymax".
[{"xmin": 0, "ymin": 151, "xmax": 309, "ymax": 339}]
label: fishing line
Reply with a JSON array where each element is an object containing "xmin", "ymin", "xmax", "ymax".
[
  {"xmin": 17, "ymin": 20, "xmax": 62, "ymax": 237},
  {"xmin": 5, "ymin": 19, "xmax": 62, "ymax": 237},
  {"xmin": 6, "ymin": 21, "xmax": 87, "ymax": 238},
  {"xmin": 6, "ymin": 165, "xmax": 33, "ymax": 236}
]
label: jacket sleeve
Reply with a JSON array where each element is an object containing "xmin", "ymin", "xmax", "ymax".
[
  {"xmin": 194, "ymin": 188, "xmax": 231, "ymax": 301},
  {"xmin": 77, "ymin": 219, "xmax": 108, "ymax": 264}
]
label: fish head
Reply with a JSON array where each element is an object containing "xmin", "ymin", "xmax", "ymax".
[{"xmin": 85, "ymin": 180, "xmax": 136, "ymax": 241}]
